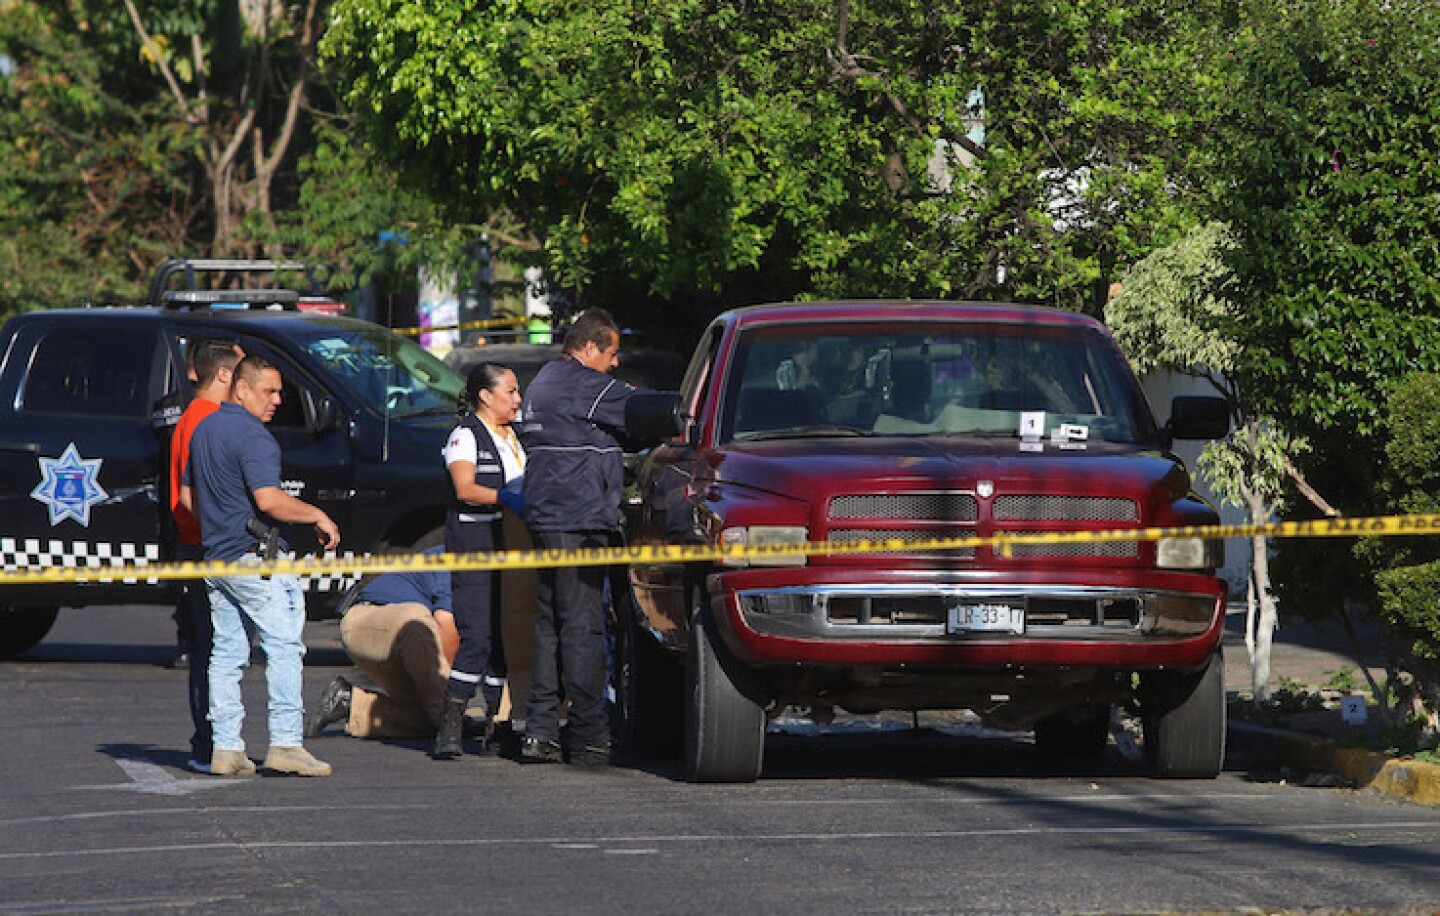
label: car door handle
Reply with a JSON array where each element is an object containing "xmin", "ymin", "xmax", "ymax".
[{"xmin": 0, "ymin": 441, "xmax": 40, "ymax": 453}]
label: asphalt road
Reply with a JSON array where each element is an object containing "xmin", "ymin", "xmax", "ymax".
[{"xmin": 3, "ymin": 606, "xmax": 1440, "ymax": 914}]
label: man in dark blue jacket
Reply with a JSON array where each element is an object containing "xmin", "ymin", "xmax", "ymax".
[{"xmin": 516, "ymin": 308, "xmax": 650, "ymax": 767}]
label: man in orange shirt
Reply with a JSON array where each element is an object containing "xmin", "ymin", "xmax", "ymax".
[{"xmin": 169, "ymin": 339, "xmax": 244, "ymax": 774}]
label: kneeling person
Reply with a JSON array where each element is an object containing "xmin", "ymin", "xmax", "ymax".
[{"xmin": 308, "ymin": 548, "xmax": 463, "ymax": 741}]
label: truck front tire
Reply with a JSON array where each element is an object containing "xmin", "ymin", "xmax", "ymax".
[
  {"xmin": 0, "ymin": 606, "xmax": 59, "ymax": 659},
  {"xmin": 685, "ymin": 599, "xmax": 765, "ymax": 783},
  {"xmin": 1142, "ymin": 649, "xmax": 1226, "ymax": 779}
]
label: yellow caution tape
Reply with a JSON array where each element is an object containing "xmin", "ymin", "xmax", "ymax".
[
  {"xmin": 1, "ymin": 514, "xmax": 1438, "ymax": 585},
  {"xmin": 391, "ymin": 315, "xmax": 529, "ymax": 337}
]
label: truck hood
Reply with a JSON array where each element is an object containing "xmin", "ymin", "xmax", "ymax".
[{"xmin": 712, "ymin": 436, "xmax": 1193, "ymax": 511}]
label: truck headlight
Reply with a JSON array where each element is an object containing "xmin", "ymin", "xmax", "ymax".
[
  {"xmin": 1156, "ymin": 536, "xmax": 1223, "ymax": 570},
  {"xmin": 720, "ymin": 526, "xmax": 809, "ymax": 567}
]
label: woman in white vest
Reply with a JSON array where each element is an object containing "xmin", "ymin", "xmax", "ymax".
[{"xmin": 436, "ymin": 362, "xmax": 526, "ymax": 757}]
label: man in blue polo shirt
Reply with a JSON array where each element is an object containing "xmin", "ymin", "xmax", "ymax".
[{"xmin": 182, "ymin": 355, "xmax": 341, "ymax": 777}]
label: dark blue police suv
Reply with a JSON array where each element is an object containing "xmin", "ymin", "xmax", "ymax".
[{"xmin": 0, "ymin": 260, "xmax": 463, "ymax": 656}]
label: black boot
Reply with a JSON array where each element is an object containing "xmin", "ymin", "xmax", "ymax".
[
  {"xmin": 433, "ymin": 696, "xmax": 467, "ymax": 759},
  {"xmin": 305, "ymin": 677, "xmax": 352, "ymax": 738}
]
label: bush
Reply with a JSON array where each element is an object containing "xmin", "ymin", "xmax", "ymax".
[{"xmin": 1373, "ymin": 562, "xmax": 1440, "ymax": 667}]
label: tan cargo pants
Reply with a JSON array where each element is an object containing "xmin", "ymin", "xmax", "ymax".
[{"xmin": 340, "ymin": 601, "xmax": 449, "ymax": 738}]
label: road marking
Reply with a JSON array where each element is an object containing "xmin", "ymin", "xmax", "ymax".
[
  {"xmin": 737, "ymin": 792, "xmax": 1272, "ymax": 807},
  {"xmin": 71, "ymin": 759, "xmax": 246, "ymax": 797},
  {"xmin": 0, "ymin": 804, "xmax": 428, "ymax": 828},
  {"xmin": 3, "ymin": 821, "xmax": 1440, "ymax": 861}
]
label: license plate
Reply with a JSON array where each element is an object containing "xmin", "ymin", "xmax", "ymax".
[{"xmin": 947, "ymin": 602, "xmax": 1025, "ymax": 635}]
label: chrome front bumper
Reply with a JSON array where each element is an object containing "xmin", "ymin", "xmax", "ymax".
[{"xmin": 735, "ymin": 583, "xmax": 1218, "ymax": 642}]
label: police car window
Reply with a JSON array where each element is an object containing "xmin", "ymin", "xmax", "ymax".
[
  {"xmin": 294, "ymin": 327, "xmax": 462, "ymax": 416},
  {"xmin": 229, "ymin": 340, "xmax": 309, "ymax": 430},
  {"xmin": 270, "ymin": 373, "xmax": 307, "ymax": 428},
  {"xmin": 23, "ymin": 329, "xmax": 156, "ymax": 416}
]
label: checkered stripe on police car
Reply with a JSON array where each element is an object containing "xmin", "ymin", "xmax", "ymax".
[
  {"xmin": 0, "ymin": 539, "xmax": 360, "ymax": 592},
  {"xmin": 292, "ymin": 552, "xmax": 361, "ymax": 593},
  {"xmin": 235, "ymin": 551, "xmax": 362, "ymax": 593},
  {"xmin": 0, "ymin": 538, "xmax": 163, "ymax": 584}
]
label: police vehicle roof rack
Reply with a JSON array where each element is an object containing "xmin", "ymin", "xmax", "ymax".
[
  {"xmin": 149, "ymin": 258, "xmax": 314, "ymax": 311},
  {"xmin": 160, "ymin": 289, "xmax": 301, "ymax": 310}
]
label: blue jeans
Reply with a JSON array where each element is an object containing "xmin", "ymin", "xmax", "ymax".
[{"xmin": 205, "ymin": 571, "xmax": 306, "ymax": 752}]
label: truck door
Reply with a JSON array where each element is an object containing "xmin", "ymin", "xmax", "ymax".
[{"xmin": 0, "ymin": 322, "xmax": 167, "ymax": 598}]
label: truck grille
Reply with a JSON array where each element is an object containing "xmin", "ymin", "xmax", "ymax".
[
  {"xmin": 829, "ymin": 493, "xmax": 977, "ymax": 521},
  {"xmin": 995, "ymin": 533, "xmax": 1140, "ymax": 559},
  {"xmin": 823, "ymin": 492, "xmax": 1140, "ymax": 562},
  {"xmin": 829, "ymin": 528, "xmax": 976, "ymax": 559},
  {"xmin": 992, "ymin": 495, "xmax": 1137, "ymax": 522}
]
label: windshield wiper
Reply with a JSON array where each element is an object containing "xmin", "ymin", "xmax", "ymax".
[{"xmin": 738, "ymin": 425, "xmax": 873, "ymax": 441}]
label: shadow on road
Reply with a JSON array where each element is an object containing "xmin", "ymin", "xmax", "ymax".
[{"xmin": 19, "ymin": 641, "xmax": 351, "ymax": 668}]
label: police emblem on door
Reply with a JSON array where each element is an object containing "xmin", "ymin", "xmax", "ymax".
[{"xmin": 30, "ymin": 443, "xmax": 108, "ymax": 527}]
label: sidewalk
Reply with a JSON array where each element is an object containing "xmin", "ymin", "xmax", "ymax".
[
  {"xmin": 1222, "ymin": 604, "xmax": 1440, "ymax": 805},
  {"xmin": 1223, "ymin": 603, "xmax": 1388, "ymax": 697}
]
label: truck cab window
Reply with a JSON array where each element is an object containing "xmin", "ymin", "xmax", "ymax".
[{"xmin": 22, "ymin": 329, "xmax": 157, "ymax": 416}]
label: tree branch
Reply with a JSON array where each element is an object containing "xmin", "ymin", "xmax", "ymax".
[
  {"xmin": 826, "ymin": 0, "xmax": 974, "ymax": 159},
  {"xmin": 190, "ymin": 32, "xmax": 209, "ymax": 124},
  {"xmin": 260, "ymin": 0, "xmax": 320, "ymax": 179},
  {"xmin": 122, "ymin": 0, "xmax": 198, "ymax": 123},
  {"xmin": 1283, "ymin": 455, "xmax": 1342, "ymax": 517}
]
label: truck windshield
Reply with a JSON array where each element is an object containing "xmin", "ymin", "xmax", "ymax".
[
  {"xmin": 722, "ymin": 322, "xmax": 1157, "ymax": 444},
  {"xmin": 293, "ymin": 326, "xmax": 464, "ymax": 416}
]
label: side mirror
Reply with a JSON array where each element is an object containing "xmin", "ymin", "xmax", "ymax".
[
  {"xmin": 625, "ymin": 392, "xmax": 686, "ymax": 444},
  {"xmin": 1167, "ymin": 396, "xmax": 1229, "ymax": 440}
]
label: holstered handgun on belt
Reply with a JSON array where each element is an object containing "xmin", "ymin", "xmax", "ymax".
[{"xmin": 245, "ymin": 516, "xmax": 281, "ymax": 562}]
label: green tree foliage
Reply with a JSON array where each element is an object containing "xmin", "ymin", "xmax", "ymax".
[
  {"xmin": 269, "ymin": 120, "xmax": 535, "ymax": 299},
  {"xmin": 1211, "ymin": 0, "xmax": 1440, "ymax": 441},
  {"xmin": 0, "ymin": 0, "xmax": 406, "ymax": 318},
  {"xmin": 1110, "ymin": 222, "xmax": 1313, "ymax": 699},
  {"xmin": 1205, "ymin": 0, "xmax": 1440, "ymax": 652},
  {"xmin": 1372, "ymin": 373, "xmax": 1440, "ymax": 735},
  {"xmin": 0, "ymin": 1, "xmax": 197, "ymax": 312},
  {"xmin": 323, "ymin": 0, "xmax": 1216, "ymax": 319},
  {"xmin": 1108, "ymin": 222, "xmax": 1242, "ymax": 381}
]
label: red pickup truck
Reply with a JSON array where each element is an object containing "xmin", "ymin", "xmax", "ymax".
[{"xmin": 616, "ymin": 301, "xmax": 1231, "ymax": 782}]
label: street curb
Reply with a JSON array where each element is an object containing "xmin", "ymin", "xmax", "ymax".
[{"xmin": 1229, "ymin": 720, "xmax": 1440, "ymax": 806}]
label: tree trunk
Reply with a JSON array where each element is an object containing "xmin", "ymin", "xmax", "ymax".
[
  {"xmin": 1244, "ymin": 558, "xmax": 1257, "ymax": 663},
  {"xmin": 1249, "ymin": 528, "xmax": 1277, "ymax": 702},
  {"xmin": 1243, "ymin": 420, "xmax": 1278, "ymax": 703},
  {"xmin": 124, "ymin": 0, "xmax": 318, "ymax": 259}
]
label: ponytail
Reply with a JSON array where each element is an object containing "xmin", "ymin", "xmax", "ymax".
[{"xmin": 459, "ymin": 362, "xmax": 514, "ymax": 419}]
